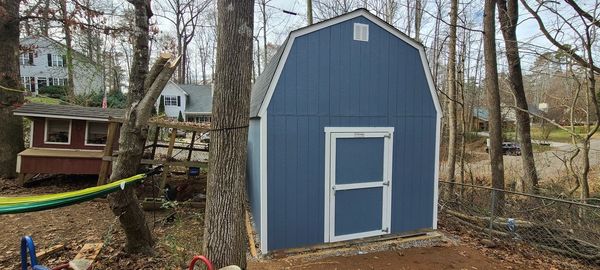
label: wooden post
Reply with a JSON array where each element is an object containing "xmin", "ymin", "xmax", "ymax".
[
  {"xmin": 245, "ymin": 210, "xmax": 258, "ymax": 257},
  {"xmin": 97, "ymin": 122, "xmax": 118, "ymax": 186},
  {"xmin": 187, "ymin": 131, "xmax": 196, "ymax": 161},
  {"xmin": 17, "ymin": 173, "xmax": 26, "ymax": 186},
  {"xmin": 150, "ymin": 126, "xmax": 160, "ymax": 159},
  {"xmin": 161, "ymin": 128, "xmax": 177, "ymax": 188}
]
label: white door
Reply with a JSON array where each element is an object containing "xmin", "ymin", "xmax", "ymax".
[{"xmin": 324, "ymin": 127, "xmax": 394, "ymax": 242}]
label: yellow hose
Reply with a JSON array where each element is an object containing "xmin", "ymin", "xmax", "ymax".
[{"xmin": 0, "ymin": 174, "xmax": 145, "ymax": 205}]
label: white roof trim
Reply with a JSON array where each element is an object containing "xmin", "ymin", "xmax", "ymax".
[
  {"xmin": 167, "ymin": 81, "xmax": 190, "ymax": 96},
  {"xmin": 184, "ymin": 111, "xmax": 212, "ymax": 114},
  {"xmin": 13, "ymin": 112, "xmax": 110, "ymax": 122},
  {"xmin": 257, "ymin": 9, "xmax": 442, "ymax": 117}
]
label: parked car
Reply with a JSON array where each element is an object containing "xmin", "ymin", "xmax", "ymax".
[
  {"xmin": 486, "ymin": 139, "xmax": 521, "ymax": 156},
  {"xmin": 200, "ymin": 132, "xmax": 210, "ymax": 143}
]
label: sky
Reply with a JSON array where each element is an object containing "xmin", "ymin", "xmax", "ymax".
[{"xmin": 149, "ymin": 0, "xmax": 597, "ymax": 81}]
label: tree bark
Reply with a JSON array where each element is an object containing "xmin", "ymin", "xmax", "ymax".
[
  {"xmin": 446, "ymin": 0, "xmax": 458, "ymax": 190},
  {"xmin": 414, "ymin": 0, "xmax": 422, "ymax": 42},
  {"xmin": 202, "ymin": 0, "xmax": 254, "ymax": 268},
  {"xmin": 0, "ymin": 0, "xmax": 24, "ymax": 179},
  {"xmin": 497, "ymin": 0, "xmax": 538, "ymax": 193},
  {"xmin": 60, "ymin": 0, "xmax": 75, "ymax": 99},
  {"xmin": 106, "ymin": 0, "xmax": 159, "ymax": 254},
  {"xmin": 484, "ymin": 0, "xmax": 505, "ymax": 212},
  {"xmin": 126, "ymin": 0, "xmax": 152, "ymax": 105}
]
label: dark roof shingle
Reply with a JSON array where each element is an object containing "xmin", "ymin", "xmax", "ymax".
[
  {"xmin": 13, "ymin": 102, "xmax": 125, "ymax": 121},
  {"xmin": 250, "ymin": 38, "xmax": 289, "ymax": 118},
  {"xmin": 179, "ymin": 84, "xmax": 213, "ymax": 114}
]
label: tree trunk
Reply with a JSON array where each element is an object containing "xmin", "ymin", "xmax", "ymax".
[
  {"xmin": 41, "ymin": 0, "xmax": 50, "ymax": 36},
  {"xmin": 261, "ymin": 0, "xmax": 268, "ymax": 69},
  {"xmin": 60, "ymin": 0, "xmax": 75, "ymax": 99},
  {"xmin": 107, "ymin": 0, "xmax": 156, "ymax": 254},
  {"xmin": 446, "ymin": 0, "xmax": 458, "ymax": 189},
  {"xmin": 497, "ymin": 0, "xmax": 538, "ymax": 193},
  {"xmin": 202, "ymin": 0, "xmax": 254, "ymax": 268},
  {"xmin": 414, "ymin": 0, "xmax": 422, "ymax": 42},
  {"xmin": 484, "ymin": 0, "xmax": 505, "ymax": 211},
  {"xmin": 0, "ymin": 0, "xmax": 24, "ymax": 179}
]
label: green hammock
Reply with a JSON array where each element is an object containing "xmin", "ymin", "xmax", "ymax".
[{"xmin": 0, "ymin": 174, "xmax": 146, "ymax": 215}]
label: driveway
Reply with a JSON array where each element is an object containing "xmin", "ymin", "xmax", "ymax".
[{"xmin": 457, "ymin": 137, "xmax": 600, "ymax": 182}]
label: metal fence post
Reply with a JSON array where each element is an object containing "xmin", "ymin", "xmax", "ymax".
[{"xmin": 489, "ymin": 189, "xmax": 496, "ymax": 240}]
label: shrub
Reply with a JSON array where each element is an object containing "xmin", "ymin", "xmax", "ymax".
[
  {"xmin": 39, "ymin": 86, "xmax": 67, "ymax": 99},
  {"xmin": 178, "ymin": 111, "xmax": 184, "ymax": 122}
]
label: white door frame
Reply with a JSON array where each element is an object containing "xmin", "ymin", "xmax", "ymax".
[{"xmin": 324, "ymin": 127, "xmax": 394, "ymax": 243}]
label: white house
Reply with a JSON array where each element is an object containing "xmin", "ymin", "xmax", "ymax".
[
  {"xmin": 19, "ymin": 36, "xmax": 103, "ymax": 95},
  {"xmin": 156, "ymin": 81, "xmax": 213, "ymax": 122}
]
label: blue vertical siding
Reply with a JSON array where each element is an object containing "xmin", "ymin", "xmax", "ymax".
[
  {"xmin": 265, "ymin": 16, "xmax": 437, "ymax": 251},
  {"xmin": 247, "ymin": 119, "xmax": 261, "ymax": 235}
]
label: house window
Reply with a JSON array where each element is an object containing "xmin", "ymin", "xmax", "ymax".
[
  {"xmin": 48, "ymin": 54, "xmax": 65, "ymax": 67},
  {"xmin": 45, "ymin": 118, "xmax": 71, "ymax": 144},
  {"xmin": 37, "ymin": 77, "xmax": 47, "ymax": 90},
  {"xmin": 86, "ymin": 121, "xmax": 108, "ymax": 145},
  {"xmin": 48, "ymin": 78, "xmax": 66, "ymax": 86},
  {"xmin": 21, "ymin": 77, "xmax": 36, "ymax": 91},
  {"xmin": 20, "ymin": 53, "xmax": 34, "ymax": 65},
  {"xmin": 195, "ymin": 115, "xmax": 211, "ymax": 123},
  {"xmin": 164, "ymin": 95, "xmax": 178, "ymax": 106}
]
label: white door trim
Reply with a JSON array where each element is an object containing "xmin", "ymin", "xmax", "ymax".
[{"xmin": 324, "ymin": 127, "xmax": 394, "ymax": 243}]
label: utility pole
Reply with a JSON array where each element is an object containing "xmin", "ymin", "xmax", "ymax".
[{"xmin": 307, "ymin": 0, "xmax": 313, "ymax": 25}]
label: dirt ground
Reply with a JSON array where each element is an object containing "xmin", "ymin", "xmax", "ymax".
[
  {"xmin": 0, "ymin": 175, "xmax": 581, "ymax": 269},
  {"xmin": 250, "ymin": 245, "xmax": 520, "ymax": 270}
]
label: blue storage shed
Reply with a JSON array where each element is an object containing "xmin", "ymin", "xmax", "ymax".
[{"xmin": 247, "ymin": 9, "xmax": 442, "ymax": 253}]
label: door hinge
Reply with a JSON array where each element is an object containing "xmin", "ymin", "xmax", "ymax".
[
  {"xmin": 384, "ymin": 133, "xmax": 391, "ymax": 138},
  {"xmin": 383, "ymin": 181, "xmax": 390, "ymax": 186},
  {"xmin": 382, "ymin": 227, "xmax": 389, "ymax": 233}
]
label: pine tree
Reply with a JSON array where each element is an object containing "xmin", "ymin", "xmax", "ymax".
[{"xmin": 159, "ymin": 95, "xmax": 165, "ymax": 115}]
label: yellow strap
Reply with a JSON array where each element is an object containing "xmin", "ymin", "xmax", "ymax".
[{"xmin": 0, "ymin": 174, "xmax": 145, "ymax": 205}]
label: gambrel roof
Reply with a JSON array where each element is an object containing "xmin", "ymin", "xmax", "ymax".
[{"xmin": 249, "ymin": 8, "xmax": 441, "ymax": 118}]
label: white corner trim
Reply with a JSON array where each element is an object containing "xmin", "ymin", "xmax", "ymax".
[
  {"xmin": 29, "ymin": 120, "xmax": 34, "ymax": 148},
  {"xmin": 432, "ymin": 114, "xmax": 442, "ymax": 229},
  {"xmin": 170, "ymin": 81, "xmax": 190, "ymax": 96},
  {"xmin": 257, "ymin": 9, "xmax": 441, "ymax": 117},
  {"xmin": 43, "ymin": 118, "xmax": 72, "ymax": 145},
  {"xmin": 16, "ymin": 155, "xmax": 21, "ymax": 173},
  {"xmin": 84, "ymin": 121, "xmax": 107, "ymax": 146},
  {"xmin": 259, "ymin": 113, "xmax": 269, "ymax": 253}
]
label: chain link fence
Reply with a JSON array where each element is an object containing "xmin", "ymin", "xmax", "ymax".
[{"xmin": 438, "ymin": 181, "xmax": 600, "ymax": 269}]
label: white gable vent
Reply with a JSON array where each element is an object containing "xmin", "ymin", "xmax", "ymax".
[{"xmin": 353, "ymin": 23, "xmax": 369, "ymax": 42}]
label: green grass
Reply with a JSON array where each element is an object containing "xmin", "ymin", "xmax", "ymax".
[
  {"xmin": 26, "ymin": 96, "xmax": 64, "ymax": 105},
  {"xmin": 504, "ymin": 126, "xmax": 599, "ymax": 143}
]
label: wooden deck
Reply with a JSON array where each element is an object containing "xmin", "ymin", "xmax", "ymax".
[
  {"xmin": 17, "ymin": 148, "xmax": 105, "ymax": 182},
  {"xmin": 18, "ymin": 148, "xmax": 103, "ymax": 159}
]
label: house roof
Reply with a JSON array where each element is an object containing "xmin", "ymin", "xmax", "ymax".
[
  {"xmin": 13, "ymin": 102, "xmax": 125, "ymax": 122},
  {"xmin": 473, "ymin": 108, "xmax": 489, "ymax": 121},
  {"xmin": 249, "ymin": 8, "xmax": 440, "ymax": 118},
  {"xmin": 179, "ymin": 84, "xmax": 213, "ymax": 114}
]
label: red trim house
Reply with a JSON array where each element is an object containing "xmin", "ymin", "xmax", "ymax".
[{"xmin": 13, "ymin": 103, "xmax": 124, "ymax": 178}]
